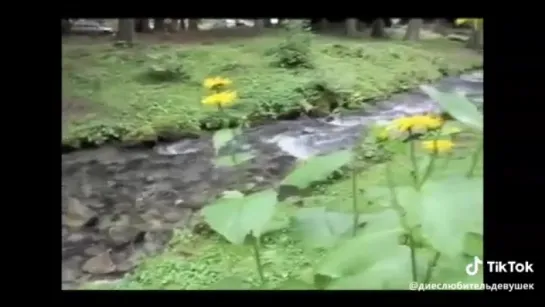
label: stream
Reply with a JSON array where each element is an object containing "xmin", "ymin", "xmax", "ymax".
[{"xmin": 61, "ymin": 71, "xmax": 483, "ymax": 289}]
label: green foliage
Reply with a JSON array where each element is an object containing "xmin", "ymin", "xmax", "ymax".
[
  {"xmin": 268, "ymin": 21, "xmax": 314, "ymax": 69},
  {"xmin": 281, "ymin": 150, "xmax": 353, "ymax": 189},
  {"xmin": 420, "ymin": 85, "xmax": 483, "ymax": 131},
  {"xmin": 63, "ymin": 35, "xmax": 481, "ymax": 147},
  {"xmin": 212, "ymin": 128, "xmax": 238, "ymax": 154},
  {"xmin": 193, "ymin": 82, "xmax": 483, "ymax": 291},
  {"xmin": 202, "ymin": 189, "xmax": 278, "ymax": 245},
  {"xmin": 292, "ymin": 207, "xmax": 368, "ymax": 248}
]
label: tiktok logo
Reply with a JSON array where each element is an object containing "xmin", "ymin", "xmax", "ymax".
[{"xmin": 466, "ymin": 256, "xmax": 483, "ymax": 276}]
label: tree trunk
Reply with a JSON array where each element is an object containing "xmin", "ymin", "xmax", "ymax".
[
  {"xmin": 135, "ymin": 19, "xmax": 152, "ymax": 33},
  {"xmin": 370, "ymin": 18, "xmax": 387, "ymax": 38},
  {"xmin": 116, "ymin": 19, "xmax": 135, "ymax": 45},
  {"xmin": 467, "ymin": 22, "xmax": 483, "ymax": 50},
  {"xmin": 357, "ymin": 20, "xmax": 366, "ymax": 32},
  {"xmin": 254, "ymin": 19, "xmax": 265, "ymax": 30},
  {"xmin": 154, "ymin": 18, "xmax": 165, "ymax": 32},
  {"xmin": 319, "ymin": 19, "xmax": 329, "ymax": 31},
  {"xmin": 188, "ymin": 19, "xmax": 199, "ymax": 30},
  {"xmin": 168, "ymin": 19, "xmax": 179, "ymax": 33},
  {"xmin": 403, "ymin": 18, "xmax": 423, "ymax": 40},
  {"xmin": 179, "ymin": 19, "xmax": 186, "ymax": 30},
  {"xmin": 345, "ymin": 18, "xmax": 358, "ymax": 37},
  {"xmin": 432, "ymin": 18, "xmax": 449, "ymax": 35}
]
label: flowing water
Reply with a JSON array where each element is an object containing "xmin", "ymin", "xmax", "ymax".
[{"xmin": 61, "ymin": 71, "xmax": 483, "ymax": 288}]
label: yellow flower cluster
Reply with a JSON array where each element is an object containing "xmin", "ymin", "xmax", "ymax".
[
  {"xmin": 421, "ymin": 140, "xmax": 454, "ymax": 154},
  {"xmin": 391, "ymin": 115, "xmax": 443, "ymax": 132},
  {"xmin": 376, "ymin": 114, "xmax": 444, "ymax": 142},
  {"xmin": 202, "ymin": 91, "xmax": 238, "ymax": 108},
  {"xmin": 201, "ymin": 77, "xmax": 237, "ymax": 108}
]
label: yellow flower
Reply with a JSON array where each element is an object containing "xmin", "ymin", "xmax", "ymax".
[
  {"xmin": 421, "ymin": 140, "xmax": 455, "ymax": 154},
  {"xmin": 391, "ymin": 115, "xmax": 443, "ymax": 133},
  {"xmin": 201, "ymin": 91, "xmax": 238, "ymax": 108},
  {"xmin": 203, "ymin": 77, "xmax": 232, "ymax": 90}
]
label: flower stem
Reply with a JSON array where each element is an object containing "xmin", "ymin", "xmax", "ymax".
[
  {"xmin": 424, "ymin": 252, "xmax": 441, "ymax": 283},
  {"xmin": 386, "ymin": 162, "xmax": 418, "ymax": 283},
  {"xmin": 351, "ymin": 165, "xmax": 359, "ymax": 237},
  {"xmin": 466, "ymin": 139, "xmax": 483, "ymax": 178},
  {"xmin": 251, "ymin": 236, "xmax": 266, "ymax": 286},
  {"xmin": 441, "ymin": 135, "xmax": 456, "ymax": 171},
  {"xmin": 418, "ymin": 153, "xmax": 437, "ymax": 190},
  {"xmin": 409, "ymin": 139, "xmax": 419, "ymax": 188}
]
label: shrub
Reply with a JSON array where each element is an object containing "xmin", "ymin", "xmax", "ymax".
[{"xmin": 268, "ymin": 21, "xmax": 314, "ymax": 69}]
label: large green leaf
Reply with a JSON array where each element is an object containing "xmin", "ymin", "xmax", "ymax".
[
  {"xmin": 420, "ymin": 176, "xmax": 483, "ymax": 258},
  {"xmin": 315, "ymin": 226, "xmax": 403, "ymax": 279},
  {"xmin": 420, "ymin": 85, "xmax": 483, "ymax": 132},
  {"xmin": 326, "ymin": 247, "xmax": 434, "ymax": 290},
  {"xmin": 212, "ymin": 128, "xmax": 239, "ymax": 154},
  {"xmin": 363, "ymin": 186, "xmax": 423, "ymax": 228},
  {"xmin": 292, "ymin": 207, "xmax": 371, "ymax": 248},
  {"xmin": 202, "ymin": 189, "xmax": 278, "ymax": 244},
  {"xmin": 281, "ymin": 150, "xmax": 353, "ymax": 189}
]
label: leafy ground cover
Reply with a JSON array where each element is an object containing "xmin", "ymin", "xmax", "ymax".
[
  {"xmin": 62, "ymin": 29, "xmax": 482, "ymax": 148},
  {"xmin": 84, "ymin": 89, "xmax": 483, "ymax": 290}
]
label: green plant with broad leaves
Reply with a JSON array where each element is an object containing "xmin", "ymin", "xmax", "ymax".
[{"xmin": 202, "ymin": 87, "xmax": 483, "ymax": 290}]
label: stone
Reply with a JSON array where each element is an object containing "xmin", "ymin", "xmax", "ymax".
[
  {"xmin": 84, "ymin": 245, "xmax": 107, "ymax": 256},
  {"xmin": 65, "ymin": 232, "xmax": 86, "ymax": 243},
  {"xmin": 163, "ymin": 210, "xmax": 186, "ymax": 223},
  {"xmin": 81, "ymin": 250, "xmax": 116, "ymax": 274},
  {"xmin": 81, "ymin": 182, "xmax": 93, "ymax": 198},
  {"xmin": 86, "ymin": 199, "xmax": 106, "ymax": 209},
  {"xmin": 63, "ymin": 197, "xmax": 97, "ymax": 229},
  {"xmin": 62, "ymin": 268, "xmax": 78, "ymax": 282},
  {"xmin": 107, "ymin": 226, "xmax": 145, "ymax": 246}
]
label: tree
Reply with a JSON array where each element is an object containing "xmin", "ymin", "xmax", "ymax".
[
  {"xmin": 135, "ymin": 19, "xmax": 152, "ymax": 33},
  {"xmin": 432, "ymin": 18, "xmax": 449, "ymax": 35},
  {"xmin": 168, "ymin": 19, "xmax": 180, "ymax": 33},
  {"xmin": 255, "ymin": 19, "xmax": 265, "ymax": 30},
  {"xmin": 403, "ymin": 18, "xmax": 423, "ymax": 40},
  {"xmin": 456, "ymin": 18, "xmax": 483, "ymax": 50},
  {"xmin": 117, "ymin": 19, "xmax": 135, "ymax": 45},
  {"xmin": 179, "ymin": 19, "xmax": 187, "ymax": 30},
  {"xmin": 153, "ymin": 19, "xmax": 165, "ymax": 32},
  {"xmin": 318, "ymin": 19, "xmax": 329, "ymax": 31},
  {"xmin": 188, "ymin": 19, "xmax": 199, "ymax": 30},
  {"xmin": 370, "ymin": 18, "xmax": 387, "ymax": 38},
  {"xmin": 345, "ymin": 18, "xmax": 358, "ymax": 37}
]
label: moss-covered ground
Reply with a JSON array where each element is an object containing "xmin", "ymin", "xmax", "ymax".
[{"xmin": 62, "ymin": 31, "xmax": 482, "ymax": 148}]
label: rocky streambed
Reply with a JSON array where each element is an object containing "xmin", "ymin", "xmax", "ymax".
[{"xmin": 62, "ymin": 71, "xmax": 483, "ymax": 289}]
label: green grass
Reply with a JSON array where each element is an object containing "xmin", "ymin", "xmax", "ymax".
[
  {"xmin": 62, "ymin": 32, "xmax": 482, "ymax": 148},
  {"xmin": 83, "ymin": 129, "xmax": 482, "ymax": 290}
]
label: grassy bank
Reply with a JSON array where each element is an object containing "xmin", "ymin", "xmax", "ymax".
[
  {"xmin": 62, "ymin": 31, "xmax": 482, "ymax": 148},
  {"xmin": 84, "ymin": 122, "xmax": 483, "ymax": 290}
]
